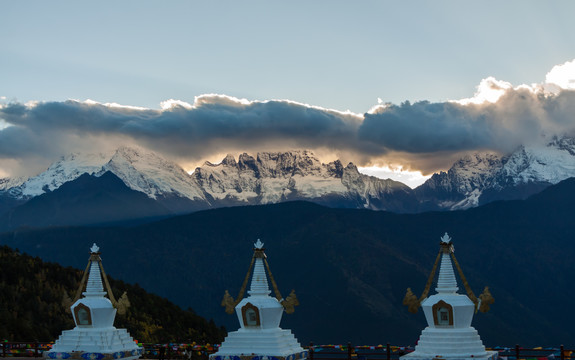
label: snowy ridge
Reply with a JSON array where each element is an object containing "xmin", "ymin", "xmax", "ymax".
[
  {"xmin": 0, "ymin": 176, "xmax": 27, "ymax": 191},
  {"xmin": 192, "ymin": 150, "xmax": 409, "ymax": 208},
  {"xmin": 342, "ymin": 163, "xmax": 413, "ymax": 209},
  {"xmin": 5, "ymin": 147, "xmax": 208, "ymax": 202},
  {"xmin": 497, "ymin": 138, "xmax": 575, "ymax": 186},
  {"xmin": 18, "ymin": 152, "xmax": 111, "ymax": 197},
  {"xmin": 99, "ymin": 146, "xmax": 206, "ymax": 201},
  {"xmin": 193, "ymin": 151, "xmax": 349, "ymax": 204},
  {"xmin": 417, "ymin": 135, "xmax": 575, "ymax": 210},
  {"xmin": 420, "ymin": 152, "xmax": 502, "ymax": 209}
]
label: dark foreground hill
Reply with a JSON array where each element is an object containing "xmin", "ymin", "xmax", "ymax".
[
  {"xmin": 2, "ymin": 178, "xmax": 575, "ymax": 346},
  {"xmin": 0, "ymin": 245, "xmax": 225, "ymax": 343}
]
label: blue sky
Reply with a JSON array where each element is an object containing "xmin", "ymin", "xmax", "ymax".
[{"xmin": 1, "ymin": 1, "xmax": 575, "ymax": 186}]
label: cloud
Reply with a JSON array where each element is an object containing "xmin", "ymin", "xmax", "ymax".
[
  {"xmin": 0, "ymin": 95, "xmax": 364, "ymax": 176},
  {"xmin": 454, "ymin": 77, "xmax": 513, "ymax": 105},
  {"xmin": 361, "ymin": 100, "xmax": 495, "ymax": 153},
  {"xmin": 2, "ymin": 59, "xmax": 575, "ymax": 177},
  {"xmin": 359, "ymin": 62, "xmax": 575, "ymax": 159},
  {"xmin": 545, "ymin": 59, "xmax": 575, "ymax": 90}
]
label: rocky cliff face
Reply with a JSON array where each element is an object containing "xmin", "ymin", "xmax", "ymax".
[
  {"xmin": 416, "ymin": 136, "xmax": 575, "ymax": 210},
  {"xmin": 193, "ymin": 150, "xmax": 415, "ymax": 211},
  {"xmin": 415, "ymin": 152, "xmax": 502, "ymax": 210}
]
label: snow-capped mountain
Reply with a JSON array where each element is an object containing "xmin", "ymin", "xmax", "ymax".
[
  {"xmin": 3, "ymin": 136, "xmax": 575, "ymax": 226},
  {"xmin": 193, "ymin": 151, "xmax": 347, "ymax": 204},
  {"xmin": 192, "ymin": 150, "xmax": 415, "ymax": 210},
  {"xmin": 99, "ymin": 146, "xmax": 206, "ymax": 202},
  {"xmin": 497, "ymin": 137, "xmax": 575, "ymax": 186},
  {"xmin": 15, "ymin": 152, "xmax": 111, "ymax": 198},
  {"xmin": 416, "ymin": 136, "xmax": 575, "ymax": 210},
  {"xmin": 415, "ymin": 152, "xmax": 502, "ymax": 210},
  {"xmin": 3, "ymin": 147, "xmax": 207, "ymax": 203},
  {"xmin": 0, "ymin": 148, "xmax": 417, "ymax": 221}
]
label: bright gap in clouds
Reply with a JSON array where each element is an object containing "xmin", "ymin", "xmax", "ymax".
[
  {"xmin": 0, "ymin": 119, "xmax": 11, "ymax": 131},
  {"xmin": 0, "ymin": 98, "xmax": 9, "ymax": 130},
  {"xmin": 358, "ymin": 166, "xmax": 431, "ymax": 189}
]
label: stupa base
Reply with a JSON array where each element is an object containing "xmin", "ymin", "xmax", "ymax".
[
  {"xmin": 45, "ymin": 327, "xmax": 142, "ymax": 360},
  {"xmin": 400, "ymin": 327, "xmax": 498, "ymax": 360},
  {"xmin": 210, "ymin": 328, "xmax": 307, "ymax": 360},
  {"xmin": 44, "ymin": 350, "xmax": 142, "ymax": 360},
  {"xmin": 401, "ymin": 350, "xmax": 498, "ymax": 360},
  {"xmin": 210, "ymin": 353, "xmax": 307, "ymax": 360}
]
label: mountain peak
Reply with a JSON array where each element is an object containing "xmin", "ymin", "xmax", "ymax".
[
  {"xmin": 254, "ymin": 150, "xmax": 323, "ymax": 177},
  {"xmin": 102, "ymin": 146, "xmax": 205, "ymax": 201},
  {"xmin": 453, "ymin": 152, "xmax": 501, "ymax": 169},
  {"xmin": 111, "ymin": 145, "xmax": 158, "ymax": 163},
  {"xmin": 344, "ymin": 162, "xmax": 359, "ymax": 173},
  {"xmin": 221, "ymin": 154, "xmax": 237, "ymax": 166},
  {"xmin": 18, "ymin": 152, "xmax": 110, "ymax": 197}
]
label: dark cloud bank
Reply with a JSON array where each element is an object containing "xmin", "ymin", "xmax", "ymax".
[{"xmin": 1, "ymin": 88, "xmax": 575, "ymax": 177}]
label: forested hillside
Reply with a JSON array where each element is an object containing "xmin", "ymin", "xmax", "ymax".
[{"xmin": 0, "ymin": 246, "xmax": 225, "ymax": 343}]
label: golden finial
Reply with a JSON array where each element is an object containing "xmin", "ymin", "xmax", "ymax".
[
  {"xmin": 403, "ymin": 288, "xmax": 420, "ymax": 314},
  {"xmin": 282, "ymin": 290, "xmax": 299, "ymax": 314},
  {"xmin": 116, "ymin": 291, "xmax": 131, "ymax": 315},
  {"xmin": 478, "ymin": 286, "xmax": 494, "ymax": 313},
  {"xmin": 221, "ymin": 290, "xmax": 236, "ymax": 314}
]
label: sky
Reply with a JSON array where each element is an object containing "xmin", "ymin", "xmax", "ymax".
[{"xmin": 1, "ymin": 1, "xmax": 575, "ymax": 187}]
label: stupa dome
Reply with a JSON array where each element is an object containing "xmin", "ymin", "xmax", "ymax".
[
  {"xmin": 45, "ymin": 244, "xmax": 142, "ymax": 360},
  {"xmin": 211, "ymin": 239, "xmax": 307, "ymax": 360},
  {"xmin": 401, "ymin": 233, "xmax": 497, "ymax": 360}
]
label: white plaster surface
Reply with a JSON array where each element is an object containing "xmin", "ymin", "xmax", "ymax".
[
  {"xmin": 401, "ymin": 236, "xmax": 497, "ymax": 360},
  {"xmin": 216, "ymin": 328, "xmax": 304, "ymax": 357},
  {"xmin": 211, "ymin": 242, "xmax": 305, "ymax": 359},
  {"xmin": 46, "ymin": 244, "xmax": 140, "ymax": 360}
]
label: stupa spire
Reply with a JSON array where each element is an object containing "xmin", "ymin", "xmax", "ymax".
[
  {"xmin": 403, "ymin": 232, "xmax": 494, "ymax": 314},
  {"xmin": 436, "ymin": 233, "xmax": 459, "ymax": 294},
  {"xmin": 248, "ymin": 239, "xmax": 272, "ymax": 296},
  {"xmin": 221, "ymin": 239, "xmax": 300, "ymax": 315},
  {"xmin": 84, "ymin": 243, "xmax": 107, "ymax": 297}
]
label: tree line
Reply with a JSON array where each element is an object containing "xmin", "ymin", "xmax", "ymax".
[{"xmin": 0, "ymin": 245, "xmax": 226, "ymax": 344}]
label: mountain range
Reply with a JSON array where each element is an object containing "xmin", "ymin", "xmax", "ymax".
[
  {"xmin": 2, "ymin": 178, "xmax": 575, "ymax": 347},
  {"xmin": 2, "ymin": 136, "xmax": 575, "ymax": 229}
]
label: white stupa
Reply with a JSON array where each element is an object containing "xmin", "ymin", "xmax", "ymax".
[
  {"xmin": 401, "ymin": 233, "xmax": 497, "ymax": 360},
  {"xmin": 45, "ymin": 244, "xmax": 142, "ymax": 360},
  {"xmin": 211, "ymin": 240, "xmax": 307, "ymax": 360}
]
